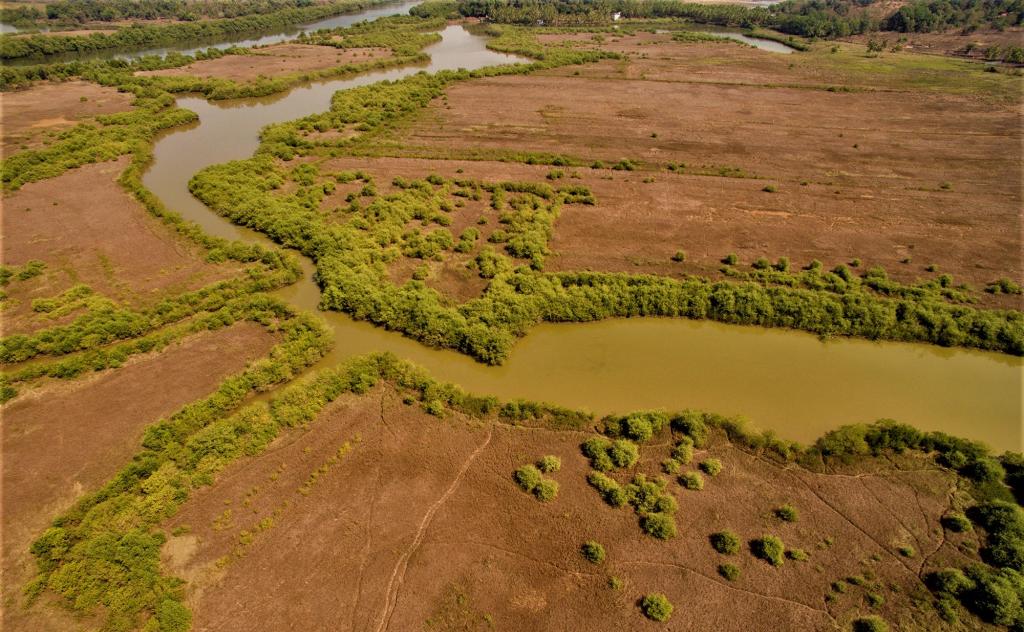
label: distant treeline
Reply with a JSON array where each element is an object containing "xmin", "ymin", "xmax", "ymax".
[
  {"xmin": 449, "ymin": 0, "xmax": 1024, "ymax": 38},
  {"xmin": 0, "ymin": 0, "xmax": 389, "ymax": 59},
  {"xmin": 28, "ymin": 0, "xmax": 324, "ymax": 24}
]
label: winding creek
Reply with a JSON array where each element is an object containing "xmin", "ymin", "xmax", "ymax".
[{"xmin": 141, "ymin": 21, "xmax": 1024, "ymax": 451}]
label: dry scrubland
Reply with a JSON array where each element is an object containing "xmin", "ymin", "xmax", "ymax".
[
  {"xmin": 1, "ymin": 157, "xmax": 243, "ymax": 335},
  {"xmin": 1, "ymin": 322, "xmax": 277, "ymax": 632},
  {"xmin": 136, "ymin": 44, "xmax": 393, "ymax": 82},
  {"xmin": 160, "ymin": 381, "xmax": 964, "ymax": 632},
  {"xmin": 387, "ymin": 33, "xmax": 1022, "ymax": 303},
  {"xmin": 0, "ymin": 80, "xmax": 134, "ymax": 154}
]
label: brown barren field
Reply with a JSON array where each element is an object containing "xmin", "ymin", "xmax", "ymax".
[
  {"xmin": 1, "ymin": 322, "xmax": 278, "ymax": 632},
  {"xmin": 135, "ymin": 44, "xmax": 393, "ymax": 82},
  {"xmin": 0, "ymin": 157, "xmax": 243, "ymax": 335},
  {"xmin": 161, "ymin": 382, "xmax": 966, "ymax": 632},
  {"xmin": 0, "ymin": 80, "xmax": 134, "ymax": 155}
]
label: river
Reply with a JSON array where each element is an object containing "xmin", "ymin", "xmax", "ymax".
[{"xmin": 141, "ymin": 22, "xmax": 1023, "ymax": 451}]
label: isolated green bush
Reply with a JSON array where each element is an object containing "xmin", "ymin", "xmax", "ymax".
[
  {"xmin": 640, "ymin": 593, "xmax": 674, "ymax": 622},
  {"xmin": 537, "ymin": 455, "xmax": 561, "ymax": 473},
  {"xmin": 581, "ymin": 540, "xmax": 606, "ymax": 564},
  {"xmin": 710, "ymin": 531, "xmax": 741, "ymax": 555},
  {"xmin": 680, "ymin": 471, "xmax": 704, "ymax": 490},
  {"xmin": 775, "ymin": 504, "xmax": 799, "ymax": 522},
  {"xmin": 752, "ymin": 535, "xmax": 785, "ymax": 567},
  {"xmin": 699, "ymin": 458, "xmax": 723, "ymax": 476},
  {"xmin": 718, "ymin": 563, "xmax": 740, "ymax": 581}
]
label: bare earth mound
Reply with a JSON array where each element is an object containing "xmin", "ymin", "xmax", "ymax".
[
  {"xmin": 162, "ymin": 383, "xmax": 962, "ymax": 632},
  {"xmin": 0, "ymin": 80, "xmax": 134, "ymax": 155},
  {"xmin": 135, "ymin": 44, "xmax": 393, "ymax": 82},
  {"xmin": 0, "ymin": 157, "xmax": 242, "ymax": 335},
  {"xmin": 1, "ymin": 322, "xmax": 278, "ymax": 632}
]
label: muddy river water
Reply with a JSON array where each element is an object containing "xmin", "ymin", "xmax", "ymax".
[{"xmin": 141, "ymin": 20, "xmax": 1023, "ymax": 451}]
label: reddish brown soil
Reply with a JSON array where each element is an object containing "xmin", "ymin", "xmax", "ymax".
[
  {"xmin": 0, "ymin": 157, "xmax": 243, "ymax": 335},
  {"xmin": 0, "ymin": 80, "xmax": 134, "ymax": 155},
  {"xmin": 162, "ymin": 382, "xmax": 967, "ymax": 632},
  {"xmin": 1, "ymin": 322, "xmax": 277, "ymax": 632},
  {"xmin": 135, "ymin": 44, "xmax": 392, "ymax": 82}
]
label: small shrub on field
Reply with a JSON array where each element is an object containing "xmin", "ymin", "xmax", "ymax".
[
  {"xmin": 412, "ymin": 264, "xmax": 429, "ymax": 281},
  {"xmin": 671, "ymin": 413, "xmax": 708, "ymax": 447},
  {"xmin": 514, "ymin": 464, "xmax": 543, "ymax": 493},
  {"xmin": 582, "ymin": 436, "xmax": 639, "ymax": 471},
  {"xmin": 710, "ymin": 530, "xmax": 740, "ymax": 555},
  {"xmin": 762, "ymin": 184, "xmax": 777, "ymax": 193},
  {"xmin": 775, "ymin": 504, "xmax": 799, "ymax": 522},
  {"xmin": 898, "ymin": 545, "xmax": 915, "ymax": 558},
  {"xmin": 722, "ymin": 253, "xmax": 739, "ymax": 265},
  {"xmin": 640, "ymin": 593, "xmax": 673, "ymax": 622},
  {"xmin": 671, "ymin": 250, "xmax": 686, "ymax": 263},
  {"xmin": 942, "ymin": 513, "xmax": 972, "ymax": 533},
  {"xmin": 641, "ymin": 512, "xmax": 677, "ymax": 540},
  {"xmin": 852, "ymin": 615, "xmax": 889, "ymax": 632},
  {"xmin": 605, "ymin": 410, "xmax": 669, "ymax": 443},
  {"xmin": 537, "ymin": 455, "xmax": 561, "ymax": 473},
  {"xmin": 608, "ymin": 576, "xmax": 623, "ymax": 590},
  {"xmin": 671, "ymin": 438, "xmax": 694, "ymax": 464},
  {"xmin": 926, "ymin": 568, "xmax": 974, "ymax": 595},
  {"xmin": 534, "ymin": 478, "xmax": 559, "ymax": 502},
  {"xmin": 866, "ymin": 592, "xmax": 884, "ymax": 607},
  {"xmin": 986, "ymin": 278, "xmax": 1023, "ymax": 295},
  {"xmin": 753, "ymin": 257, "xmax": 771, "ymax": 270},
  {"xmin": 661, "ymin": 458, "xmax": 681, "ymax": 475},
  {"xmin": 587, "ymin": 471, "xmax": 626, "ymax": 507},
  {"xmin": 774, "ymin": 257, "xmax": 790, "ymax": 272},
  {"xmin": 752, "ymin": 535, "xmax": 785, "ymax": 567},
  {"xmin": 718, "ymin": 563, "xmax": 740, "ymax": 581},
  {"xmin": 581, "ymin": 540, "xmax": 606, "ymax": 564},
  {"xmin": 680, "ymin": 471, "xmax": 704, "ymax": 490},
  {"xmin": 787, "ymin": 548, "xmax": 809, "ymax": 561},
  {"xmin": 699, "ymin": 458, "xmax": 722, "ymax": 477}
]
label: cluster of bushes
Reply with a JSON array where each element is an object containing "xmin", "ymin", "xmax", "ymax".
[
  {"xmin": 582, "ymin": 435, "xmax": 640, "ymax": 471},
  {"xmin": 0, "ymin": 259, "xmax": 45, "ymax": 286},
  {"xmin": 0, "ymin": 0, "xmax": 391, "ymax": 59},
  {"xmin": 513, "ymin": 455, "xmax": 561, "ymax": 501},
  {"xmin": 307, "ymin": 14, "xmax": 444, "ymax": 56},
  {"xmin": 815, "ymin": 420, "xmax": 1018, "ymax": 503},
  {"xmin": 0, "ymin": 273, "xmax": 290, "ymax": 363}
]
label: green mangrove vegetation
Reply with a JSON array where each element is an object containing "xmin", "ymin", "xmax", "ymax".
[{"xmin": 0, "ymin": 0, "xmax": 394, "ymax": 60}]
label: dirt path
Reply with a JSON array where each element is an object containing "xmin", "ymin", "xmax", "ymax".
[{"xmin": 375, "ymin": 426, "xmax": 494, "ymax": 632}]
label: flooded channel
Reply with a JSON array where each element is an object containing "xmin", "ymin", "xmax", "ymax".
[{"xmin": 143, "ymin": 23, "xmax": 1024, "ymax": 451}]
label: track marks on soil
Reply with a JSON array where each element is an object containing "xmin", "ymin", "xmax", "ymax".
[{"xmin": 375, "ymin": 426, "xmax": 494, "ymax": 632}]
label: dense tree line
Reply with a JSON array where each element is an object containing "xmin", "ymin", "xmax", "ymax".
[
  {"xmin": 40, "ymin": 0, "xmax": 319, "ymax": 24},
  {"xmin": 0, "ymin": 0, "xmax": 390, "ymax": 59},
  {"xmin": 452, "ymin": 0, "xmax": 1024, "ymax": 37}
]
